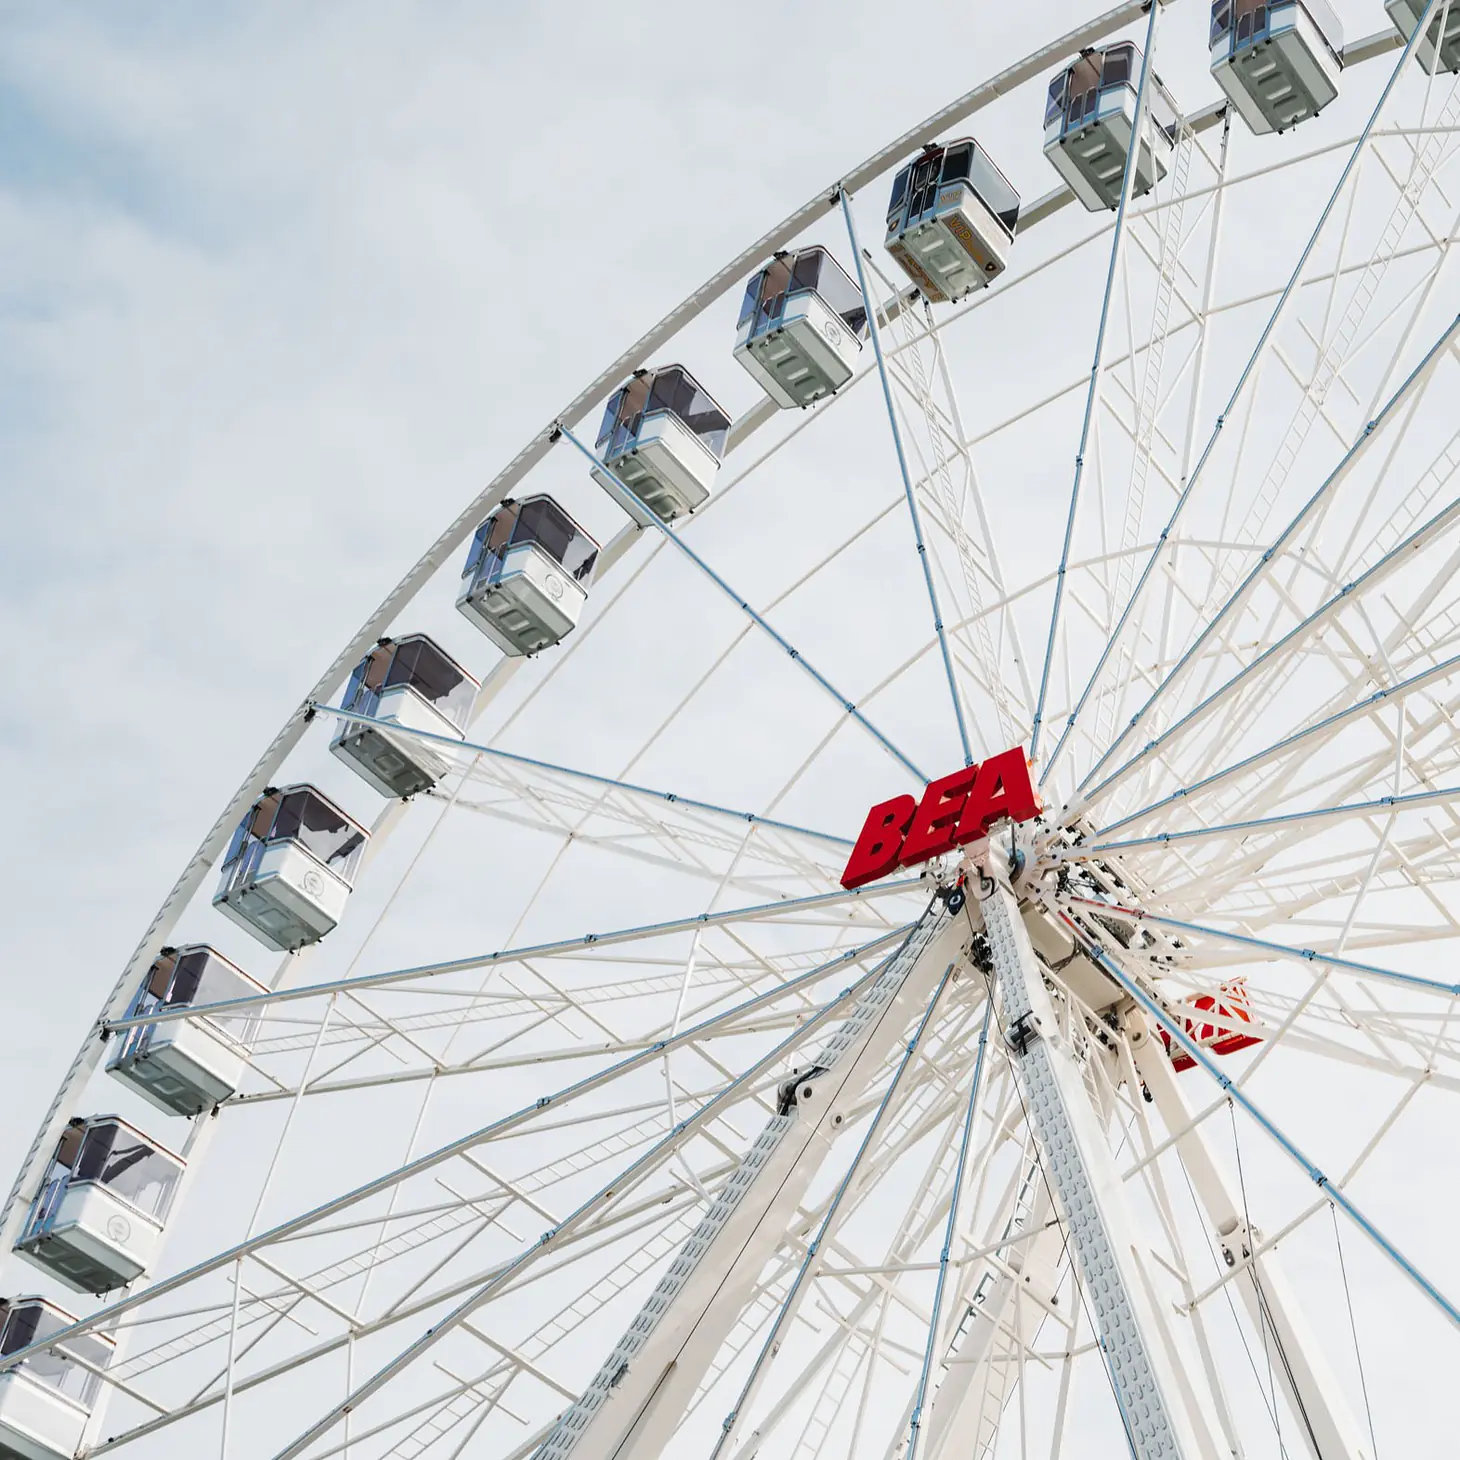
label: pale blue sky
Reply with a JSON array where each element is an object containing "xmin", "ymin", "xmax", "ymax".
[
  {"xmin": 0, "ymin": 0, "xmax": 1064, "ymax": 1148},
  {"xmin": 2, "ymin": 5, "xmax": 1446, "ymax": 1454}
]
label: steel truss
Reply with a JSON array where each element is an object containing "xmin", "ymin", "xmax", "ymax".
[{"xmin": 10, "ymin": 6, "xmax": 1460, "ymax": 1460}]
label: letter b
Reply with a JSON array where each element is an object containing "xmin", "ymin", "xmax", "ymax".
[{"xmin": 841, "ymin": 795, "xmax": 917, "ymax": 889}]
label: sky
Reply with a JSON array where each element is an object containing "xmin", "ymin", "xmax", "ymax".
[
  {"xmin": 0, "ymin": 0, "xmax": 1069, "ymax": 1125},
  {"xmin": 2, "ymin": 2, "xmax": 1454, "ymax": 1456}
]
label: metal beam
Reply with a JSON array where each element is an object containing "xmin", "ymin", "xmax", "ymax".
[
  {"xmin": 980, "ymin": 874, "xmax": 1211, "ymax": 1460},
  {"xmin": 1129, "ymin": 1018, "xmax": 1370, "ymax": 1460},
  {"xmin": 102, "ymin": 881, "xmax": 923, "ymax": 1033},
  {"xmin": 532, "ymin": 904, "xmax": 964, "ymax": 1460}
]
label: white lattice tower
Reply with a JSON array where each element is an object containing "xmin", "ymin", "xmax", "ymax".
[{"xmin": 1094, "ymin": 121, "xmax": 1196, "ymax": 754}]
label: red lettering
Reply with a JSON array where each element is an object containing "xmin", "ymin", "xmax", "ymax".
[
  {"xmin": 840, "ymin": 795, "xmax": 917, "ymax": 889},
  {"xmin": 841, "ymin": 746, "xmax": 1041, "ymax": 886},
  {"xmin": 900, "ymin": 766, "xmax": 979, "ymax": 867},
  {"xmin": 955, "ymin": 748, "xmax": 1042, "ymax": 844}
]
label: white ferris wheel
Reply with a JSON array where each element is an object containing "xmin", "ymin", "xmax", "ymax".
[{"xmin": 6, "ymin": 2, "xmax": 1460, "ymax": 1457}]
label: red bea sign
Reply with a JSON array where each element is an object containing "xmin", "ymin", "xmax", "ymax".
[{"xmin": 841, "ymin": 746, "xmax": 1042, "ymax": 890}]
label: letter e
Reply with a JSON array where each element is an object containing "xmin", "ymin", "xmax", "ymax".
[{"xmin": 900, "ymin": 766, "xmax": 979, "ymax": 867}]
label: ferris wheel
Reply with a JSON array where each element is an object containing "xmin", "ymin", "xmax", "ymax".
[{"xmin": 7, "ymin": 0, "xmax": 1460, "ymax": 1456}]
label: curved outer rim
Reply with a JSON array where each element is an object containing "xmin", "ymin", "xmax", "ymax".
[{"xmin": 0, "ymin": 0, "xmax": 1407, "ymax": 1291}]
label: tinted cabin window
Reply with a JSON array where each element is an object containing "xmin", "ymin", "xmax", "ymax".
[
  {"xmin": 598, "ymin": 376, "xmax": 650, "ymax": 453},
  {"xmin": 738, "ymin": 271, "xmax": 765, "ymax": 329},
  {"xmin": 222, "ymin": 817, "xmax": 248, "ymax": 868},
  {"xmin": 748, "ymin": 255, "xmax": 794, "ymax": 333},
  {"xmin": 271, "ymin": 792, "xmax": 305, "ymax": 844},
  {"xmin": 940, "ymin": 142, "xmax": 973, "ymax": 185},
  {"xmin": 1062, "ymin": 54, "xmax": 1104, "ymax": 129},
  {"xmin": 489, "ymin": 505, "xmax": 519, "ymax": 553},
  {"xmin": 1304, "ymin": 0, "xmax": 1343, "ymax": 52},
  {"xmin": 1102, "ymin": 44, "xmax": 1135, "ymax": 89},
  {"xmin": 789, "ymin": 248, "xmax": 825, "ymax": 296},
  {"xmin": 55, "ymin": 1125, "xmax": 83, "ymax": 1170},
  {"xmin": 192, "ymin": 955, "xmax": 263, "ymax": 1041},
  {"xmin": 342, "ymin": 656, "xmax": 372, "ymax": 713},
  {"xmin": 7, "ymin": 1306, "xmax": 108, "ymax": 1406},
  {"xmin": 595, "ymin": 387, "xmax": 627, "ymax": 450},
  {"xmin": 887, "ymin": 164, "xmax": 911, "ymax": 223},
  {"xmin": 967, "ymin": 146, "xmax": 1021, "ymax": 235},
  {"xmin": 146, "ymin": 950, "xmax": 178, "ymax": 1000},
  {"xmin": 1148, "ymin": 78, "xmax": 1180, "ymax": 142},
  {"xmin": 267, "ymin": 790, "xmax": 363, "ymax": 873},
  {"xmin": 801, "ymin": 250, "xmax": 866, "ymax": 334},
  {"xmin": 74, "ymin": 1126, "xmax": 180, "ymax": 1219},
  {"xmin": 385, "ymin": 637, "xmax": 467, "ymax": 711},
  {"xmin": 906, "ymin": 153, "xmax": 941, "ymax": 219},
  {"xmin": 508, "ymin": 496, "xmax": 597, "ymax": 581},
  {"xmin": 292, "ymin": 793, "xmax": 364, "ymax": 872},
  {"xmin": 515, "ymin": 497, "xmax": 575, "ymax": 564},
  {"xmin": 647, "ymin": 368, "xmax": 730, "ymax": 455},
  {"xmin": 1045, "ymin": 73, "xmax": 1068, "ymax": 128},
  {"xmin": 646, "ymin": 367, "xmax": 686, "ymax": 419},
  {"xmin": 0, "ymin": 1305, "xmax": 41, "ymax": 1358},
  {"xmin": 561, "ymin": 530, "xmax": 599, "ymax": 583},
  {"xmin": 73, "ymin": 1123, "xmax": 118, "ymax": 1184},
  {"xmin": 463, "ymin": 521, "xmax": 492, "ymax": 579},
  {"xmin": 250, "ymin": 794, "xmax": 280, "ymax": 842},
  {"xmin": 170, "ymin": 948, "xmax": 210, "ymax": 1005}
]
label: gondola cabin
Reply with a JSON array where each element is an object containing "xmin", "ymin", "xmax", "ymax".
[
  {"xmin": 330, "ymin": 635, "xmax": 477, "ymax": 798},
  {"xmin": 213, "ymin": 785, "xmax": 367, "ymax": 952},
  {"xmin": 1044, "ymin": 44, "xmax": 1180, "ymax": 212},
  {"xmin": 15, "ymin": 1119, "xmax": 183, "ymax": 1294},
  {"xmin": 592, "ymin": 367, "xmax": 730, "ymax": 525},
  {"xmin": 734, "ymin": 248, "xmax": 867, "ymax": 407},
  {"xmin": 1388, "ymin": 0, "xmax": 1460, "ymax": 73},
  {"xmin": 457, "ymin": 496, "xmax": 599, "ymax": 656},
  {"xmin": 884, "ymin": 140, "xmax": 1021, "ymax": 302},
  {"xmin": 1211, "ymin": 0, "xmax": 1343, "ymax": 133},
  {"xmin": 106, "ymin": 945, "xmax": 265, "ymax": 1117},
  {"xmin": 0, "ymin": 1297, "xmax": 114, "ymax": 1460}
]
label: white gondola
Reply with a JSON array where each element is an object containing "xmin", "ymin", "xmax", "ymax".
[
  {"xmin": 1044, "ymin": 44, "xmax": 1180, "ymax": 212},
  {"xmin": 591, "ymin": 367, "xmax": 730, "ymax": 525},
  {"xmin": 106, "ymin": 945, "xmax": 265, "ymax": 1117},
  {"xmin": 733, "ymin": 248, "xmax": 867, "ymax": 407},
  {"xmin": 1211, "ymin": 0, "xmax": 1343, "ymax": 133},
  {"xmin": 212, "ymin": 785, "xmax": 367, "ymax": 952},
  {"xmin": 330, "ymin": 635, "xmax": 478, "ymax": 797},
  {"xmin": 884, "ymin": 140, "xmax": 1021, "ymax": 302},
  {"xmin": 0, "ymin": 1297, "xmax": 114, "ymax": 1460},
  {"xmin": 15, "ymin": 1119, "xmax": 183, "ymax": 1294},
  {"xmin": 457, "ymin": 497, "xmax": 599, "ymax": 656},
  {"xmin": 1387, "ymin": 0, "xmax": 1460, "ymax": 73}
]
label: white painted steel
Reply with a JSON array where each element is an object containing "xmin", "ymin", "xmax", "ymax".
[
  {"xmin": 7, "ymin": 7, "xmax": 1460, "ymax": 1460},
  {"xmin": 734, "ymin": 292, "xmax": 863, "ymax": 408},
  {"xmin": 980, "ymin": 876, "xmax": 1208, "ymax": 1460},
  {"xmin": 211, "ymin": 840, "xmax": 355, "ymax": 954},
  {"xmin": 534, "ymin": 907, "xmax": 959, "ymax": 1460},
  {"xmin": 329, "ymin": 684, "xmax": 462, "ymax": 798}
]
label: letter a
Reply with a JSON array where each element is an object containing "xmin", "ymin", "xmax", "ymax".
[
  {"xmin": 841, "ymin": 795, "xmax": 917, "ymax": 889},
  {"xmin": 955, "ymin": 747, "xmax": 1042, "ymax": 844}
]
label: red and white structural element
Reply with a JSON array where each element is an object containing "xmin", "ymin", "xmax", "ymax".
[{"xmin": 1161, "ymin": 978, "xmax": 1263, "ymax": 1071}]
